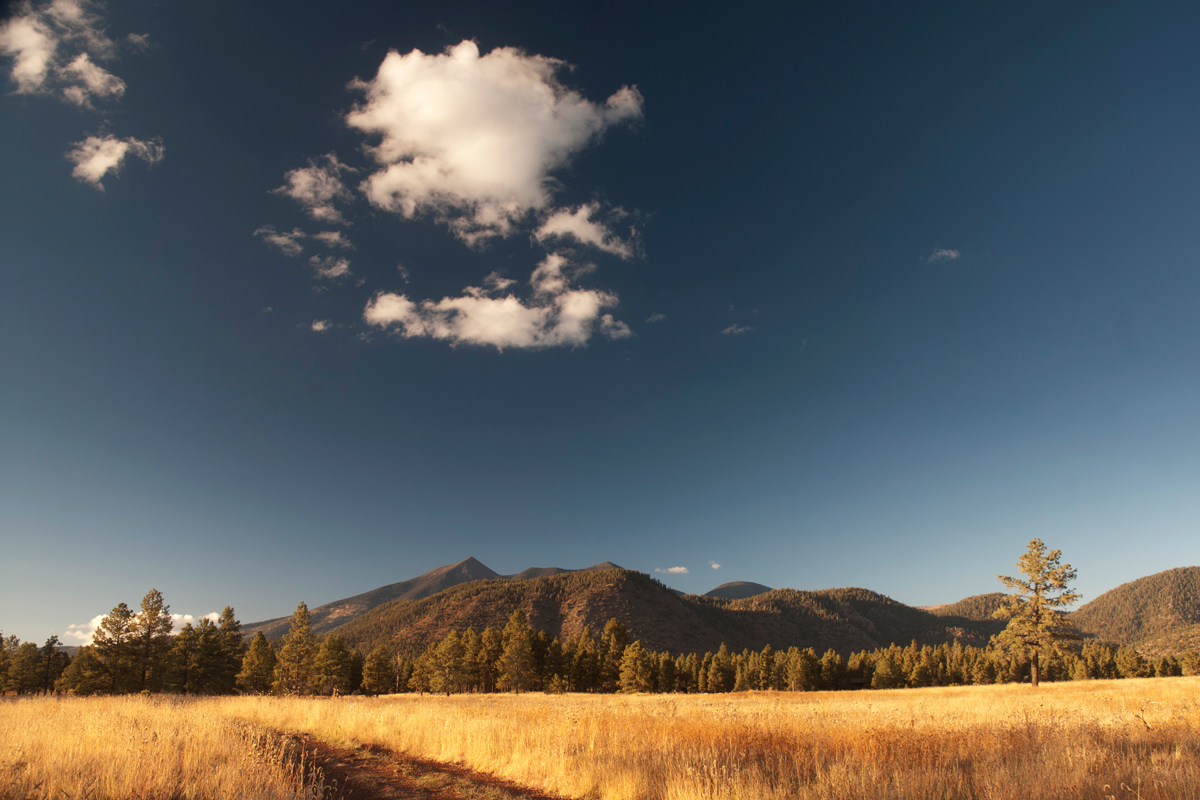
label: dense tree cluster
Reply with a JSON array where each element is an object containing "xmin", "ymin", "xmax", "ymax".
[{"xmin": 7, "ymin": 580, "xmax": 1200, "ymax": 698}]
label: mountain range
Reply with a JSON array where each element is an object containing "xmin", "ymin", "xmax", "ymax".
[{"xmin": 244, "ymin": 560, "xmax": 1200, "ymax": 659}]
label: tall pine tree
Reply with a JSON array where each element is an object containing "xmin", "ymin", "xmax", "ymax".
[
  {"xmin": 237, "ymin": 632, "xmax": 277, "ymax": 694},
  {"xmin": 273, "ymin": 602, "xmax": 316, "ymax": 695}
]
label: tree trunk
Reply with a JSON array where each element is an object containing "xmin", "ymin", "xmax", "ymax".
[{"xmin": 1030, "ymin": 649, "xmax": 1039, "ymax": 688}]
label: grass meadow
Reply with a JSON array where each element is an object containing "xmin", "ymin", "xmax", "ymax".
[{"xmin": 3, "ymin": 677, "xmax": 1199, "ymax": 799}]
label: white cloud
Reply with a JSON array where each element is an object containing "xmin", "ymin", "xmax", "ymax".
[
  {"xmin": 721, "ymin": 323, "xmax": 753, "ymax": 336},
  {"xmin": 62, "ymin": 614, "xmax": 105, "ymax": 645},
  {"xmin": 65, "ymin": 133, "xmax": 163, "ymax": 189},
  {"xmin": 346, "ymin": 40, "xmax": 643, "ymax": 244},
  {"xmin": 0, "ymin": 7, "xmax": 57, "ymax": 92},
  {"xmin": 655, "ymin": 566, "xmax": 689, "ymax": 574},
  {"xmin": 364, "ymin": 252, "xmax": 629, "ymax": 349},
  {"xmin": 254, "ymin": 225, "xmax": 306, "ymax": 256},
  {"xmin": 928, "ymin": 248, "xmax": 960, "ymax": 263},
  {"xmin": 646, "ymin": 312, "xmax": 666, "ymax": 323},
  {"xmin": 124, "ymin": 32, "xmax": 149, "ymax": 52},
  {"xmin": 311, "ymin": 319, "xmax": 330, "ymax": 332},
  {"xmin": 274, "ymin": 153, "xmax": 355, "ymax": 224},
  {"xmin": 709, "ymin": 561, "xmax": 721, "ymax": 570},
  {"xmin": 58, "ymin": 51, "xmax": 123, "ymax": 106},
  {"xmin": 308, "ymin": 254, "xmax": 351, "ymax": 279},
  {"xmin": 0, "ymin": 0, "xmax": 119, "ymax": 98},
  {"xmin": 534, "ymin": 203, "xmax": 636, "ymax": 259}
]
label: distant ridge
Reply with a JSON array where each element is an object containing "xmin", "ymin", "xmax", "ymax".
[
  {"xmin": 705, "ymin": 581, "xmax": 773, "ymax": 600},
  {"xmin": 244, "ymin": 558, "xmax": 622, "ymax": 639},
  {"xmin": 923, "ymin": 593, "xmax": 1007, "ymax": 622},
  {"xmin": 331, "ymin": 569, "xmax": 1001, "ymax": 658}
]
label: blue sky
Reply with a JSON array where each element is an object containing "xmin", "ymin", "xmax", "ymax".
[{"xmin": 2, "ymin": 1, "xmax": 1199, "ymax": 645}]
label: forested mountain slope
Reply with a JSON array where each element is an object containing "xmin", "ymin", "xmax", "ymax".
[
  {"xmin": 331, "ymin": 568, "xmax": 998, "ymax": 658},
  {"xmin": 705, "ymin": 581, "xmax": 773, "ymax": 599},
  {"xmin": 245, "ymin": 558, "xmax": 623, "ymax": 639},
  {"xmin": 925, "ymin": 593, "xmax": 1008, "ymax": 624},
  {"xmin": 1069, "ymin": 567, "xmax": 1200, "ymax": 647}
]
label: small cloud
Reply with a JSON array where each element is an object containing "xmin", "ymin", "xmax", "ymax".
[
  {"xmin": 65, "ymin": 133, "xmax": 163, "ymax": 189},
  {"xmin": 927, "ymin": 248, "xmax": 960, "ymax": 264},
  {"xmin": 534, "ymin": 203, "xmax": 637, "ymax": 259},
  {"xmin": 308, "ymin": 254, "xmax": 351, "ymax": 279},
  {"xmin": 311, "ymin": 319, "xmax": 330, "ymax": 332},
  {"xmin": 721, "ymin": 324, "xmax": 753, "ymax": 336},
  {"xmin": 312, "ymin": 230, "xmax": 354, "ymax": 249},
  {"xmin": 396, "ymin": 263, "xmax": 410, "ymax": 282},
  {"xmin": 255, "ymin": 225, "xmax": 306, "ymax": 256},
  {"xmin": 708, "ymin": 561, "xmax": 721, "ymax": 570},
  {"xmin": 273, "ymin": 153, "xmax": 356, "ymax": 224},
  {"xmin": 646, "ymin": 312, "xmax": 666, "ymax": 323},
  {"xmin": 655, "ymin": 566, "xmax": 689, "ymax": 574},
  {"xmin": 124, "ymin": 32, "xmax": 150, "ymax": 52}
]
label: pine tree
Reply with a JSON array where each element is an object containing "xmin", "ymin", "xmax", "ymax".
[
  {"xmin": 497, "ymin": 609, "xmax": 536, "ymax": 693},
  {"xmin": 129, "ymin": 589, "xmax": 174, "ymax": 692},
  {"xmin": 38, "ymin": 636, "xmax": 68, "ymax": 694},
  {"xmin": 6, "ymin": 642, "xmax": 41, "ymax": 693},
  {"xmin": 478, "ymin": 627, "xmax": 503, "ymax": 693},
  {"xmin": 273, "ymin": 602, "xmax": 316, "ymax": 695},
  {"xmin": 191, "ymin": 618, "xmax": 224, "ymax": 693},
  {"xmin": 598, "ymin": 619, "xmax": 629, "ymax": 692},
  {"xmin": 56, "ymin": 646, "xmax": 107, "ymax": 695},
  {"xmin": 213, "ymin": 607, "xmax": 245, "ymax": 694},
  {"xmin": 166, "ymin": 622, "xmax": 199, "ymax": 692},
  {"xmin": 993, "ymin": 539, "xmax": 1081, "ymax": 688},
  {"xmin": 430, "ymin": 630, "xmax": 467, "ymax": 696},
  {"xmin": 312, "ymin": 635, "xmax": 353, "ymax": 695},
  {"xmin": 362, "ymin": 645, "xmax": 394, "ymax": 695},
  {"xmin": 93, "ymin": 602, "xmax": 136, "ymax": 693},
  {"xmin": 619, "ymin": 641, "xmax": 654, "ymax": 693},
  {"xmin": 237, "ymin": 632, "xmax": 277, "ymax": 694}
]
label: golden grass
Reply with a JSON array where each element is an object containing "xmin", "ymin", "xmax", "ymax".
[
  {"xmin": 219, "ymin": 678, "xmax": 1200, "ymax": 800},
  {"xmin": 0, "ymin": 695, "xmax": 327, "ymax": 800}
]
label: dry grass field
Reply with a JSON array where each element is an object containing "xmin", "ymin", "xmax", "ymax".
[
  {"xmin": 0, "ymin": 695, "xmax": 327, "ymax": 800},
  {"xmin": 3, "ymin": 678, "xmax": 1199, "ymax": 799}
]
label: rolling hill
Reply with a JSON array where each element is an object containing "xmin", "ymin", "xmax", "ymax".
[
  {"xmin": 329, "ymin": 568, "xmax": 999, "ymax": 658},
  {"xmin": 705, "ymin": 581, "xmax": 773, "ymax": 599},
  {"xmin": 243, "ymin": 557, "xmax": 622, "ymax": 639},
  {"xmin": 1069, "ymin": 567, "xmax": 1200, "ymax": 648}
]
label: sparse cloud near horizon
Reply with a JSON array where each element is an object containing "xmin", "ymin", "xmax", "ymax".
[
  {"xmin": 709, "ymin": 561, "xmax": 721, "ymax": 570},
  {"xmin": 927, "ymin": 248, "xmax": 961, "ymax": 263},
  {"xmin": 63, "ymin": 610, "xmax": 219, "ymax": 645},
  {"xmin": 655, "ymin": 566, "xmax": 689, "ymax": 574}
]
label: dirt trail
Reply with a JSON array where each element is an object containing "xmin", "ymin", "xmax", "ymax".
[{"xmin": 285, "ymin": 733, "xmax": 573, "ymax": 800}]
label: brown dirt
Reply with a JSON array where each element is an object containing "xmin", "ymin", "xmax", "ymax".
[{"xmin": 284, "ymin": 732, "xmax": 574, "ymax": 800}]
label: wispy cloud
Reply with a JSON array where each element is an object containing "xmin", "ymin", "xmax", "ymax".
[
  {"xmin": 646, "ymin": 312, "xmax": 666, "ymax": 324},
  {"xmin": 709, "ymin": 561, "xmax": 721, "ymax": 570},
  {"xmin": 308, "ymin": 254, "xmax": 351, "ymax": 280},
  {"xmin": 311, "ymin": 319, "xmax": 331, "ymax": 332},
  {"xmin": 346, "ymin": 40, "xmax": 642, "ymax": 245},
  {"xmin": 927, "ymin": 247, "xmax": 960, "ymax": 264},
  {"xmin": 254, "ymin": 225, "xmax": 306, "ymax": 256},
  {"xmin": 273, "ymin": 153, "xmax": 356, "ymax": 225},
  {"xmin": 65, "ymin": 133, "xmax": 163, "ymax": 189},
  {"xmin": 721, "ymin": 323, "xmax": 753, "ymax": 336},
  {"xmin": 534, "ymin": 202, "xmax": 638, "ymax": 259},
  {"xmin": 655, "ymin": 566, "xmax": 689, "ymax": 574}
]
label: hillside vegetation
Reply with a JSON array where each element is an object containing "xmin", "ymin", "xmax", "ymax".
[
  {"xmin": 332, "ymin": 568, "xmax": 996, "ymax": 658},
  {"xmin": 1069, "ymin": 567, "xmax": 1200, "ymax": 646}
]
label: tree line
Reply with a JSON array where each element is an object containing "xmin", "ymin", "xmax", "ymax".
[{"xmin": 7, "ymin": 549, "xmax": 1200, "ymax": 697}]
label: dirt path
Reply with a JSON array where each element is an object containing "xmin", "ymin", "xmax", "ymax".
[{"xmin": 285, "ymin": 733, "xmax": 573, "ymax": 800}]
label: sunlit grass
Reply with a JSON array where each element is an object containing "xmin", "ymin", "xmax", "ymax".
[
  {"xmin": 0, "ymin": 695, "xmax": 327, "ymax": 800},
  {"xmin": 220, "ymin": 677, "xmax": 1200, "ymax": 800}
]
